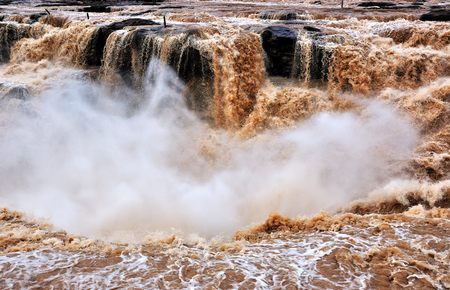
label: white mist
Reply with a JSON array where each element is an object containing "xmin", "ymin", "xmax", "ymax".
[{"xmin": 0, "ymin": 61, "xmax": 418, "ymax": 240}]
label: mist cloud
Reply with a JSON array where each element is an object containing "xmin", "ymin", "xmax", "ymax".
[{"xmin": 0, "ymin": 61, "xmax": 418, "ymax": 240}]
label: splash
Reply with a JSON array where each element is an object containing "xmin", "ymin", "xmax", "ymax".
[
  {"xmin": 0, "ymin": 60, "xmax": 418, "ymax": 240},
  {"xmin": 346, "ymin": 179, "xmax": 450, "ymax": 215},
  {"xmin": 378, "ymin": 78, "xmax": 450, "ymax": 181},
  {"xmin": 240, "ymin": 83, "xmax": 355, "ymax": 135},
  {"xmin": 100, "ymin": 25, "xmax": 266, "ymax": 128}
]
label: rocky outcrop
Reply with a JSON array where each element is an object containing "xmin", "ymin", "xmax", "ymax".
[
  {"xmin": 357, "ymin": 2, "xmax": 397, "ymax": 8},
  {"xmin": 260, "ymin": 25, "xmax": 333, "ymax": 83},
  {"xmin": 0, "ymin": 17, "xmax": 158, "ymax": 69},
  {"xmin": 81, "ymin": 18, "xmax": 158, "ymax": 67},
  {"xmin": 29, "ymin": 13, "xmax": 48, "ymax": 23},
  {"xmin": 100, "ymin": 26, "xmax": 214, "ymax": 114},
  {"xmin": 260, "ymin": 26, "xmax": 297, "ymax": 77},
  {"xmin": 356, "ymin": 1, "xmax": 422, "ymax": 9},
  {"xmin": 80, "ymin": 6, "xmax": 113, "ymax": 13},
  {"xmin": 0, "ymin": 23, "xmax": 31, "ymax": 63},
  {"xmin": 420, "ymin": 9, "xmax": 450, "ymax": 21},
  {"xmin": 291, "ymin": 29, "xmax": 333, "ymax": 83}
]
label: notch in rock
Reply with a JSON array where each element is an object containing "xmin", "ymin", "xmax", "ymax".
[{"xmin": 163, "ymin": 15, "xmax": 167, "ymax": 28}]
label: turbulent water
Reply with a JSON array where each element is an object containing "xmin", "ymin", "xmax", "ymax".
[{"xmin": 0, "ymin": 0, "xmax": 449, "ymax": 288}]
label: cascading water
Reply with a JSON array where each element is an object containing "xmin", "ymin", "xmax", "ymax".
[
  {"xmin": 290, "ymin": 31, "xmax": 334, "ymax": 84},
  {"xmin": 0, "ymin": 0, "xmax": 449, "ymax": 288}
]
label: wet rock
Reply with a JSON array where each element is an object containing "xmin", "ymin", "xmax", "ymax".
[
  {"xmin": 80, "ymin": 6, "xmax": 112, "ymax": 13},
  {"xmin": 357, "ymin": 2, "xmax": 397, "ymax": 8},
  {"xmin": 291, "ymin": 35, "xmax": 333, "ymax": 82},
  {"xmin": 260, "ymin": 26, "xmax": 297, "ymax": 77},
  {"xmin": 357, "ymin": 2, "xmax": 420, "ymax": 9},
  {"xmin": 29, "ymin": 12, "xmax": 48, "ymax": 23},
  {"xmin": 420, "ymin": 9, "xmax": 450, "ymax": 21},
  {"xmin": 0, "ymin": 22, "xmax": 31, "ymax": 63},
  {"xmin": 259, "ymin": 11, "xmax": 298, "ymax": 21},
  {"xmin": 168, "ymin": 30, "xmax": 213, "ymax": 82},
  {"xmin": 310, "ymin": 41, "xmax": 332, "ymax": 81},
  {"xmin": 101, "ymin": 26, "xmax": 214, "ymax": 114},
  {"xmin": 0, "ymin": 83, "xmax": 30, "ymax": 100},
  {"xmin": 81, "ymin": 18, "xmax": 158, "ymax": 67},
  {"xmin": 104, "ymin": 26, "xmax": 164, "ymax": 86},
  {"xmin": 260, "ymin": 25, "xmax": 331, "ymax": 82},
  {"xmin": 105, "ymin": 18, "xmax": 158, "ymax": 30},
  {"xmin": 174, "ymin": 30, "xmax": 215, "ymax": 114},
  {"xmin": 401, "ymin": 4, "xmax": 422, "ymax": 9},
  {"xmin": 304, "ymin": 26, "xmax": 321, "ymax": 32}
]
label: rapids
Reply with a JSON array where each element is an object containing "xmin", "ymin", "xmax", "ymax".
[{"xmin": 0, "ymin": 0, "xmax": 449, "ymax": 288}]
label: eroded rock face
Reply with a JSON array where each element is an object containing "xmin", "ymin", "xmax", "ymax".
[
  {"xmin": 357, "ymin": 2, "xmax": 397, "ymax": 8},
  {"xmin": 29, "ymin": 13, "xmax": 48, "ymax": 23},
  {"xmin": 260, "ymin": 25, "xmax": 333, "ymax": 83},
  {"xmin": 260, "ymin": 26, "xmax": 297, "ymax": 77},
  {"xmin": 292, "ymin": 29, "xmax": 333, "ymax": 83},
  {"xmin": 81, "ymin": 18, "xmax": 158, "ymax": 67},
  {"xmin": 420, "ymin": 9, "xmax": 450, "ymax": 21},
  {"xmin": 0, "ymin": 23, "xmax": 30, "ymax": 63},
  {"xmin": 100, "ymin": 26, "xmax": 215, "ymax": 114},
  {"xmin": 81, "ymin": 6, "xmax": 113, "ymax": 13}
]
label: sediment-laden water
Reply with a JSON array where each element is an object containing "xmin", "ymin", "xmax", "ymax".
[{"xmin": 0, "ymin": 0, "xmax": 449, "ymax": 288}]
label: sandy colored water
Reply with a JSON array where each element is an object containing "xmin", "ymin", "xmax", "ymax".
[{"xmin": 0, "ymin": 0, "xmax": 449, "ymax": 288}]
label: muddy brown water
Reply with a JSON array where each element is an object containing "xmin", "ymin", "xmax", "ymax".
[{"xmin": 0, "ymin": 0, "xmax": 449, "ymax": 288}]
